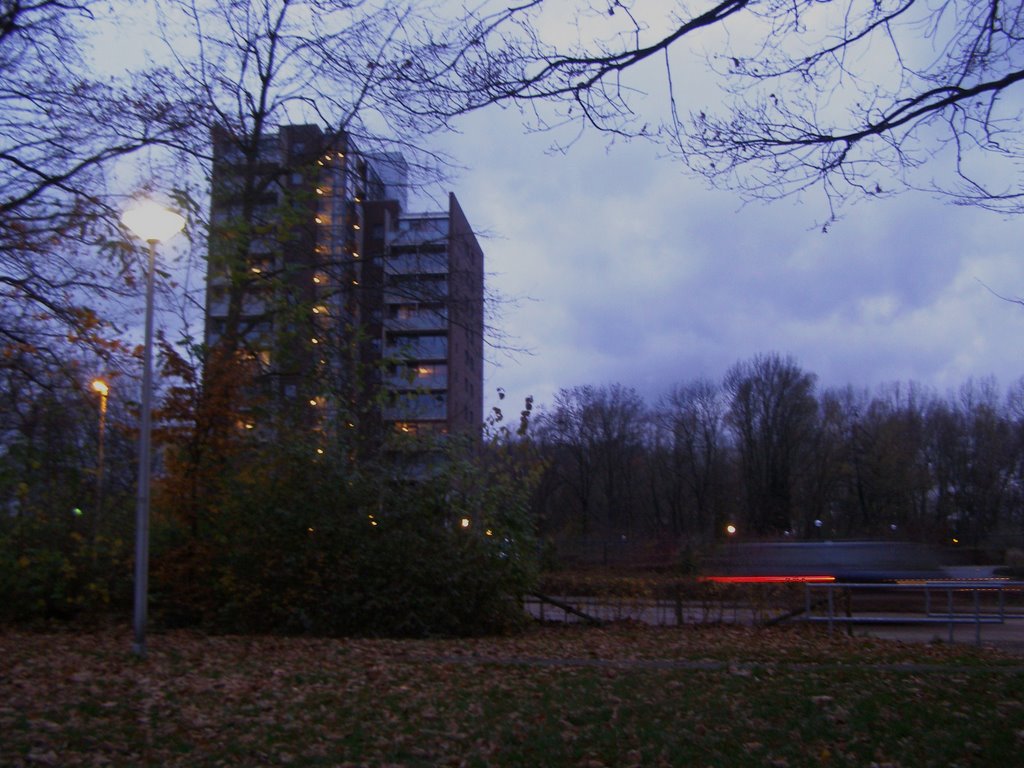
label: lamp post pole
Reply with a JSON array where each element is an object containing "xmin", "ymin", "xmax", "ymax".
[
  {"xmin": 133, "ymin": 237, "xmax": 157, "ymax": 658},
  {"xmin": 122, "ymin": 199, "xmax": 185, "ymax": 659},
  {"xmin": 91, "ymin": 379, "xmax": 108, "ymax": 539}
]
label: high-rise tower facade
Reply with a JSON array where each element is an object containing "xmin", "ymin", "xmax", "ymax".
[{"xmin": 204, "ymin": 125, "xmax": 483, "ymax": 444}]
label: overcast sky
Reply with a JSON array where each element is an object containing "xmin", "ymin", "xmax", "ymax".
[
  {"xmin": 99, "ymin": 2, "xmax": 1023, "ymax": 414},
  {"xmin": 428, "ymin": 105, "xmax": 1024, "ymax": 413}
]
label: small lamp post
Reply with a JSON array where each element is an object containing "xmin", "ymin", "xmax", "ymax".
[
  {"xmin": 121, "ymin": 199, "xmax": 185, "ymax": 658},
  {"xmin": 91, "ymin": 379, "xmax": 109, "ymax": 535}
]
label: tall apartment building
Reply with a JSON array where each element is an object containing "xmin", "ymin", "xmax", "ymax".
[{"xmin": 204, "ymin": 124, "xmax": 484, "ymax": 444}]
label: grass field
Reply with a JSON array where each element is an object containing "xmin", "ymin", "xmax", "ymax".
[{"xmin": 2, "ymin": 624, "xmax": 1023, "ymax": 767}]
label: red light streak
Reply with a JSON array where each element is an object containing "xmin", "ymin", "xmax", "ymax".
[{"xmin": 699, "ymin": 575, "xmax": 836, "ymax": 584}]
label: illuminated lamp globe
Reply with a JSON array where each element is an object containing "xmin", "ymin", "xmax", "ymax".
[{"xmin": 121, "ymin": 199, "xmax": 185, "ymax": 243}]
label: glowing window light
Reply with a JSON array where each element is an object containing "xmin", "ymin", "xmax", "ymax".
[{"xmin": 460, "ymin": 517, "xmax": 471, "ymax": 529}]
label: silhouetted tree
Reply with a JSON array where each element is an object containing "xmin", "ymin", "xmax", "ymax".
[
  {"xmin": 405, "ymin": 0, "xmax": 1024, "ymax": 214},
  {"xmin": 653, "ymin": 379, "xmax": 729, "ymax": 540},
  {"xmin": 1, "ymin": 0, "xmax": 190, "ymax": 375},
  {"xmin": 724, "ymin": 353, "xmax": 818, "ymax": 535}
]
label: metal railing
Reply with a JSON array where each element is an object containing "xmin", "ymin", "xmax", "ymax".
[{"xmin": 802, "ymin": 580, "xmax": 1024, "ymax": 645}]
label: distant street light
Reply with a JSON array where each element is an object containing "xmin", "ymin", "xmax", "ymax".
[
  {"xmin": 121, "ymin": 198, "xmax": 185, "ymax": 659},
  {"xmin": 91, "ymin": 379, "xmax": 109, "ymax": 536}
]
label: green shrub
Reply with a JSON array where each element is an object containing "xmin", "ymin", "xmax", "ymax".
[{"xmin": 150, "ymin": 435, "xmax": 539, "ymax": 637}]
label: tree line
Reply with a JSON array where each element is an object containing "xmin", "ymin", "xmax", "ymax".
[{"xmin": 531, "ymin": 354, "xmax": 1024, "ymax": 559}]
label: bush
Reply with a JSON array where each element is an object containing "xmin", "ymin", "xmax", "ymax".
[
  {"xmin": 150, "ymin": 435, "xmax": 539, "ymax": 637},
  {"xmin": 0, "ymin": 514, "xmax": 132, "ymax": 624}
]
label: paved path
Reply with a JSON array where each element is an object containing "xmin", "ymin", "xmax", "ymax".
[{"xmin": 852, "ymin": 619, "xmax": 1024, "ymax": 653}]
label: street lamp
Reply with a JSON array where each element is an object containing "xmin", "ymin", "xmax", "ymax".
[
  {"xmin": 91, "ymin": 379, "xmax": 109, "ymax": 536},
  {"xmin": 121, "ymin": 198, "xmax": 185, "ymax": 658}
]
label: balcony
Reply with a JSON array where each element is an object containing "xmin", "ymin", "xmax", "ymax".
[
  {"xmin": 384, "ymin": 251, "xmax": 448, "ymax": 276},
  {"xmin": 384, "ymin": 280, "xmax": 448, "ymax": 304},
  {"xmin": 385, "ymin": 334, "xmax": 448, "ymax": 360},
  {"xmin": 384, "ymin": 305, "xmax": 447, "ymax": 332},
  {"xmin": 382, "ymin": 392, "xmax": 447, "ymax": 421},
  {"xmin": 386, "ymin": 364, "xmax": 448, "ymax": 389}
]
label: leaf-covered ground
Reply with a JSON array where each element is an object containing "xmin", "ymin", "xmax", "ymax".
[{"xmin": 3, "ymin": 624, "xmax": 1023, "ymax": 767}]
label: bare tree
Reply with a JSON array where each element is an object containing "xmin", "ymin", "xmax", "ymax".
[
  {"xmin": 534, "ymin": 383, "xmax": 647, "ymax": 538},
  {"xmin": 1, "ymin": 1, "xmax": 189, "ymax": 378},
  {"xmin": 654, "ymin": 378, "xmax": 729, "ymax": 540},
  {"xmin": 724, "ymin": 353, "xmax": 818, "ymax": 535},
  {"xmin": 396, "ymin": 0, "xmax": 1024, "ymax": 214}
]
